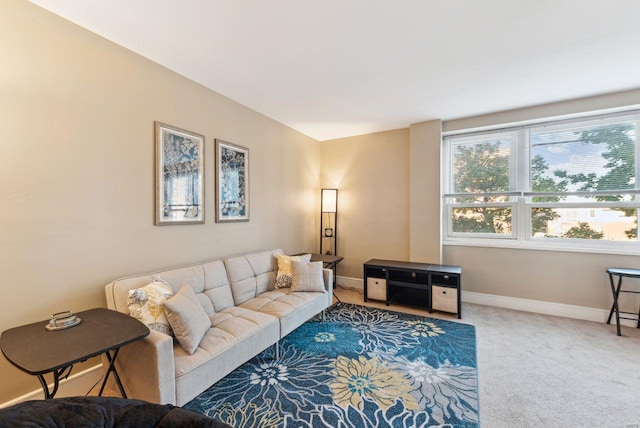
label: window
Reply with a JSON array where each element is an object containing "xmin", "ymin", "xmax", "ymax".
[{"xmin": 443, "ymin": 112, "xmax": 640, "ymax": 252}]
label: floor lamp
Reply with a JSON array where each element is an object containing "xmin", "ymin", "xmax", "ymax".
[{"xmin": 320, "ymin": 189, "xmax": 338, "ymax": 256}]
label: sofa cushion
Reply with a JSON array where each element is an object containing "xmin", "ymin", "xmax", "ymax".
[
  {"xmin": 173, "ymin": 306, "xmax": 278, "ymax": 378},
  {"xmin": 240, "ymin": 290, "xmax": 318, "ymax": 313},
  {"xmin": 246, "ymin": 250, "xmax": 279, "ymax": 276},
  {"xmin": 173, "ymin": 306, "xmax": 280, "ymax": 406},
  {"xmin": 275, "ymin": 254, "xmax": 311, "ymax": 288},
  {"xmin": 255, "ymin": 271, "xmax": 276, "ymax": 295},
  {"xmin": 291, "ymin": 261, "xmax": 326, "ymax": 292},
  {"xmin": 224, "ymin": 256, "xmax": 256, "ymax": 305},
  {"xmin": 224, "ymin": 250, "xmax": 282, "ymax": 305},
  {"xmin": 164, "ymin": 285, "xmax": 212, "ymax": 355},
  {"xmin": 246, "ymin": 250, "xmax": 279, "ymax": 294},
  {"xmin": 212, "ymin": 306, "xmax": 278, "ymax": 341},
  {"xmin": 128, "ymin": 281, "xmax": 174, "ymax": 336},
  {"xmin": 202, "ymin": 260, "xmax": 234, "ymax": 312},
  {"xmin": 239, "ymin": 289, "xmax": 327, "ymax": 336},
  {"xmin": 156, "ymin": 266, "xmax": 205, "ymax": 294}
]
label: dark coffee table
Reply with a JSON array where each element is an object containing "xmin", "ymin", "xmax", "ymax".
[{"xmin": 0, "ymin": 308, "xmax": 149, "ymax": 398}]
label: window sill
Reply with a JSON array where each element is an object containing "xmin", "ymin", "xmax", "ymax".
[{"xmin": 443, "ymin": 238, "xmax": 640, "ymax": 256}]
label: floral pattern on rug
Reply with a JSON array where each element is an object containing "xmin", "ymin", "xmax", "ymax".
[{"xmin": 184, "ymin": 303, "xmax": 479, "ymax": 428}]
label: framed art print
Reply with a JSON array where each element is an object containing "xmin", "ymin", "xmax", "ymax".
[
  {"xmin": 215, "ymin": 139, "xmax": 249, "ymax": 222},
  {"xmin": 155, "ymin": 122, "xmax": 205, "ymax": 225}
]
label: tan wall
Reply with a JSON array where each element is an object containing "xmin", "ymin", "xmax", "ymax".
[
  {"xmin": 321, "ymin": 129, "xmax": 410, "ymax": 278},
  {"xmin": 443, "ymin": 89, "xmax": 640, "ymax": 134},
  {"xmin": 0, "ymin": 0, "xmax": 319, "ymax": 403},
  {"xmin": 444, "ymin": 246, "xmax": 640, "ymax": 312},
  {"xmin": 409, "ymin": 120, "xmax": 442, "ymax": 264}
]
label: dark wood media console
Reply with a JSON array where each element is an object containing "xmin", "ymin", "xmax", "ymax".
[{"xmin": 363, "ymin": 259, "xmax": 462, "ymax": 318}]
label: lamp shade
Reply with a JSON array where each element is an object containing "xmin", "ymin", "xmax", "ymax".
[{"xmin": 321, "ymin": 188, "xmax": 337, "ymax": 213}]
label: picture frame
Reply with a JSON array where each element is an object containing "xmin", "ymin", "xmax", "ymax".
[
  {"xmin": 155, "ymin": 122, "xmax": 205, "ymax": 225},
  {"xmin": 215, "ymin": 139, "xmax": 249, "ymax": 222}
]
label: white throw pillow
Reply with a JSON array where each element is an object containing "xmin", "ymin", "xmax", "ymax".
[
  {"xmin": 275, "ymin": 253, "xmax": 311, "ymax": 288},
  {"xmin": 163, "ymin": 285, "xmax": 211, "ymax": 355},
  {"xmin": 291, "ymin": 261, "xmax": 326, "ymax": 292},
  {"xmin": 127, "ymin": 281, "xmax": 174, "ymax": 336}
]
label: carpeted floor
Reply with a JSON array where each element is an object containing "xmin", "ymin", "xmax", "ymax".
[{"xmin": 184, "ymin": 303, "xmax": 479, "ymax": 428}]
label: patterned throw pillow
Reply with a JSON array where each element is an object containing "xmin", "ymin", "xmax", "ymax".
[
  {"xmin": 128, "ymin": 280, "xmax": 174, "ymax": 336},
  {"xmin": 275, "ymin": 254, "xmax": 311, "ymax": 288}
]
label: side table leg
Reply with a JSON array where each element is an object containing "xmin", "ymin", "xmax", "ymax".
[
  {"xmin": 37, "ymin": 366, "xmax": 68, "ymax": 399},
  {"xmin": 607, "ymin": 273, "xmax": 622, "ymax": 336},
  {"xmin": 37, "ymin": 374, "xmax": 55, "ymax": 399},
  {"xmin": 99, "ymin": 348, "xmax": 127, "ymax": 398},
  {"xmin": 607, "ymin": 273, "xmax": 616, "ymax": 324}
]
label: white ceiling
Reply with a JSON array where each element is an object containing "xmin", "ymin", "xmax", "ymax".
[{"xmin": 28, "ymin": 0, "xmax": 640, "ymax": 141}]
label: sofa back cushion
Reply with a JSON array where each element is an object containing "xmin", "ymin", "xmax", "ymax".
[
  {"xmin": 202, "ymin": 260, "xmax": 235, "ymax": 312},
  {"xmin": 105, "ymin": 250, "xmax": 283, "ymax": 317},
  {"xmin": 247, "ymin": 250, "xmax": 280, "ymax": 295},
  {"xmin": 106, "ymin": 261, "xmax": 232, "ymax": 316},
  {"xmin": 224, "ymin": 250, "xmax": 282, "ymax": 305},
  {"xmin": 156, "ymin": 266, "xmax": 204, "ymax": 292}
]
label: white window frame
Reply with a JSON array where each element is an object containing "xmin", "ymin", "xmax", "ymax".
[
  {"xmin": 444, "ymin": 131, "xmax": 519, "ymax": 240},
  {"xmin": 442, "ymin": 110, "xmax": 640, "ymax": 255}
]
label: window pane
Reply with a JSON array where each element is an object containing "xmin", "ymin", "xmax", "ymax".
[
  {"xmin": 530, "ymin": 121, "xmax": 637, "ymax": 202},
  {"xmin": 451, "ymin": 207, "xmax": 512, "ymax": 234},
  {"xmin": 531, "ymin": 207, "xmax": 637, "ymax": 241},
  {"xmin": 451, "ymin": 135, "xmax": 512, "ymax": 198}
]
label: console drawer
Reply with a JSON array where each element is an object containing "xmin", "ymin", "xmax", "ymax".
[
  {"xmin": 431, "ymin": 285, "xmax": 458, "ymax": 314},
  {"xmin": 431, "ymin": 273, "xmax": 458, "ymax": 287},
  {"xmin": 367, "ymin": 277, "xmax": 387, "ymax": 301}
]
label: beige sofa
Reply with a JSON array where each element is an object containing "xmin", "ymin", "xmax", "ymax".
[{"xmin": 104, "ymin": 249, "xmax": 332, "ymax": 406}]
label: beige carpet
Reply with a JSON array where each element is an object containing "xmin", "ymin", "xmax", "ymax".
[{"xmin": 334, "ymin": 287, "xmax": 640, "ymax": 428}]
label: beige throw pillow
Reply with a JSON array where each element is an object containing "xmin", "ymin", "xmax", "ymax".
[
  {"xmin": 128, "ymin": 281, "xmax": 174, "ymax": 336},
  {"xmin": 291, "ymin": 261, "xmax": 326, "ymax": 292},
  {"xmin": 163, "ymin": 285, "xmax": 212, "ymax": 355},
  {"xmin": 275, "ymin": 253, "xmax": 311, "ymax": 288}
]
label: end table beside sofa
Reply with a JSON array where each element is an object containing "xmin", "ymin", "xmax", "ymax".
[{"xmin": 0, "ymin": 308, "xmax": 149, "ymax": 400}]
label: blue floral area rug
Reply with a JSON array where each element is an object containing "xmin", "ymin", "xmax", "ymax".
[{"xmin": 184, "ymin": 303, "xmax": 479, "ymax": 428}]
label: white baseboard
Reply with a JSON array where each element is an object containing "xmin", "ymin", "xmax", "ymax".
[
  {"xmin": 336, "ymin": 275, "xmax": 363, "ymax": 290},
  {"xmin": 0, "ymin": 364, "xmax": 103, "ymax": 409},
  {"xmin": 462, "ymin": 290, "xmax": 638, "ymax": 327},
  {"xmin": 337, "ymin": 275, "xmax": 637, "ymax": 327}
]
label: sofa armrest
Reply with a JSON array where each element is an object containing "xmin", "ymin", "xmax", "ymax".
[
  {"xmin": 102, "ymin": 329, "xmax": 176, "ymax": 405},
  {"xmin": 322, "ymin": 268, "xmax": 334, "ymax": 306}
]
